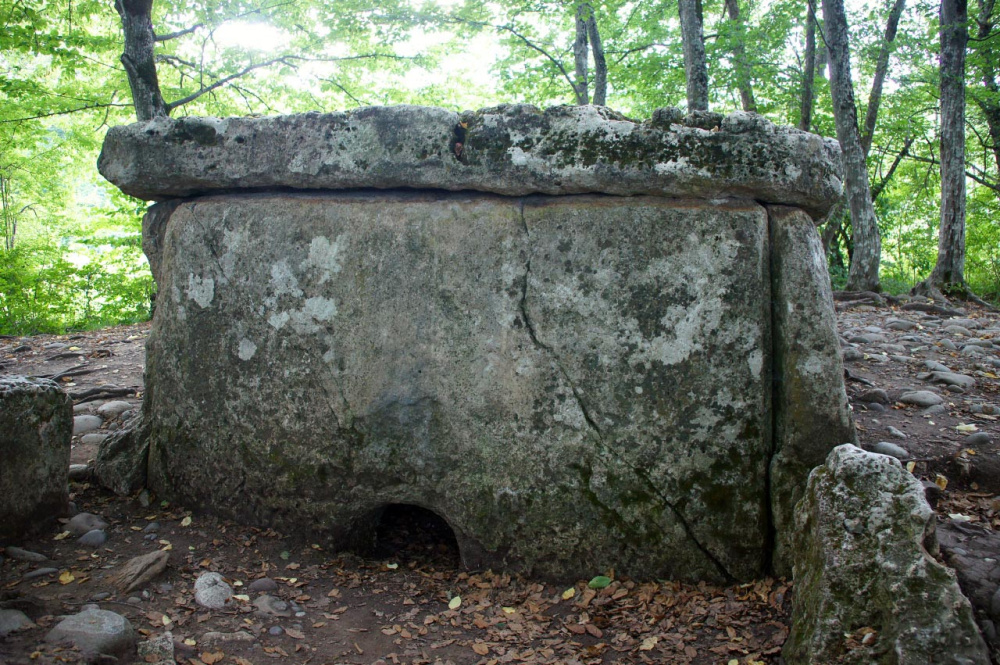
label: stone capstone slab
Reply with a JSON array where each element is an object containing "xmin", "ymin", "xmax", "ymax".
[
  {"xmin": 98, "ymin": 104, "xmax": 842, "ymax": 218},
  {"xmin": 784, "ymin": 444, "xmax": 988, "ymax": 664},
  {"xmin": 143, "ymin": 191, "xmax": 773, "ymax": 581},
  {"xmin": 0, "ymin": 376, "xmax": 71, "ymax": 540},
  {"xmin": 767, "ymin": 206, "xmax": 856, "ymax": 577}
]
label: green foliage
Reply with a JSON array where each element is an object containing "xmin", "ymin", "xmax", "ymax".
[{"xmin": 1, "ymin": 0, "xmax": 1000, "ymax": 335}]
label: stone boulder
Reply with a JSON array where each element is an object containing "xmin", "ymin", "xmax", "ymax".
[
  {"xmin": 98, "ymin": 104, "xmax": 842, "ymax": 218},
  {"xmin": 784, "ymin": 444, "xmax": 988, "ymax": 664},
  {"xmin": 45, "ymin": 609, "xmax": 136, "ymax": 661},
  {"xmin": 0, "ymin": 376, "xmax": 72, "ymax": 540},
  {"xmin": 94, "ymin": 413, "xmax": 151, "ymax": 496}
]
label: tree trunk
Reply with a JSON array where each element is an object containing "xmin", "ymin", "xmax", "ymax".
[
  {"xmin": 860, "ymin": 0, "xmax": 907, "ymax": 155},
  {"xmin": 823, "ymin": 0, "xmax": 881, "ymax": 291},
  {"xmin": 679, "ymin": 0, "xmax": 709, "ymax": 111},
  {"xmin": 725, "ymin": 0, "xmax": 757, "ymax": 112},
  {"xmin": 573, "ymin": 4, "xmax": 590, "ymax": 105},
  {"xmin": 115, "ymin": 0, "xmax": 168, "ymax": 121},
  {"xmin": 586, "ymin": 9, "xmax": 607, "ymax": 105},
  {"xmin": 799, "ymin": 0, "xmax": 818, "ymax": 131},
  {"xmin": 974, "ymin": 0, "xmax": 1000, "ymax": 177},
  {"xmin": 931, "ymin": 0, "xmax": 969, "ymax": 287}
]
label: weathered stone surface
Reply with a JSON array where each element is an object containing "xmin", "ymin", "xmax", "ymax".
[
  {"xmin": 784, "ymin": 444, "xmax": 988, "ymax": 664},
  {"xmin": 45, "ymin": 609, "xmax": 136, "ymax": 660},
  {"xmin": 767, "ymin": 206, "xmax": 856, "ymax": 577},
  {"xmin": 143, "ymin": 191, "xmax": 772, "ymax": 581},
  {"xmin": 110, "ymin": 550, "xmax": 170, "ymax": 593},
  {"xmin": 0, "ymin": 376, "xmax": 72, "ymax": 540},
  {"xmin": 194, "ymin": 572, "xmax": 232, "ymax": 609},
  {"xmin": 94, "ymin": 413, "xmax": 151, "ymax": 496},
  {"xmin": 98, "ymin": 105, "xmax": 842, "ymax": 218}
]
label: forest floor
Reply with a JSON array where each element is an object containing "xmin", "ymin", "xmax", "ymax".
[{"xmin": 0, "ymin": 295, "xmax": 998, "ymax": 665}]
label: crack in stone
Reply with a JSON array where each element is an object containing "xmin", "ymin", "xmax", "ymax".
[{"xmin": 515, "ymin": 200, "xmax": 735, "ymax": 582}]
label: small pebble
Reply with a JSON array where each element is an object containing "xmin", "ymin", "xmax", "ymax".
[
  {"xmin": 887, "ymin": 426, "xmax": 907, "ymax": 439},
  {"xmin": 268, "ymin": 626, "xmax": 283, "ymax": 636},
  {"xmin": 872, "ymin": 441, "xmax": 909, "ymax": 460},
  {"xmin": 91, "ymin": 592, "xmax": 112, "ymax": 601},
  {"xmin": 143, "ymin": 522, "xmax": 160, "ymax": 533},
  {"xmin": 127, "ymin": 597, "xmax": 142, "ymax": 605}
]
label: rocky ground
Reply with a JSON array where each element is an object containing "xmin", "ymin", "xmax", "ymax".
[{"xmin": 1, "ymin": 294, "xmax": 999, "ymax": 665}]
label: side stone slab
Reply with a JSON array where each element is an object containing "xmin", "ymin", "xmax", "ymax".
[
  {"xmin": 98, "ymin": 104, "xmax": 842, "ymax": 218},
  {"xmin": 142, "ymin": 191, "xmax": 771, "ymax": 581},
  {"xmin": 768, "ymin": 205, "xmax": 856, "ymax": 577}
]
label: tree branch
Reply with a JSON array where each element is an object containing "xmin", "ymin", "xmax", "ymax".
[
  {"xmin": 154, "ymin": 23, "xmax": 202, "ymax": 41},
  {"xmin": 0, "ymin": 102, "xmax": 132, "ymax": 124}
]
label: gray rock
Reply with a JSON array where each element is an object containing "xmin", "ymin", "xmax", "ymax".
[
  {"xmin": 871, "ymin": 441, "xmax": 909, "ymax": 459},
  {"xmin": 139, "ymin": 191, "xmax": 783, "ymax": 581},
  {"xmin": 247, "ymin": 577, "xmax": 279, "ymax": 593},
  {"xmin": 268, "ymin": 626, "xmax": 284, "ymax": 636},
  {"xmin": 68, "ymin": 464, "xmax": 91, "ymax": 481},
  {"xmin": 77, "ymin": 529, "xmax": 108, "ymax": 547},
  {"xmin": 945, "ymin": 325, "xmax": 974, "ymax": 337},
  {"xmin": 857, "ymin": 388, "xmax": 890, "ymax": 405},
  {"xmin": 80, "ymin": 432, "xmax": 108, "ymax": 446},
  {"xmin": 5, "ymin": 546, "xmax": 47, "ymax": 562},
  {"xmin": 23, "ymin": 567, "xmax": 58, "ymax": 580},
  {"xmin": 254, "ymin": 594, "xmax": 292, "ymax": 617},
  {"xmin": 137, "ymin": 631, "xmax": 173, "ymax": 664},
  {"xmin": 91, "ymin": 592, "xmax": 112, "ymax": 601},
  {"xmin": 886, "ymin": 426, "xmax": 907, "ymax": 440},
  {"xmin": 849, "ymin": 334, "xmax": 878, "ymax": 344},
  {"xmin": 899, "ymin": 391, "xmax": 945, "ymax": 407},
  {"xmin": 94, "ymin": 413, "xmax": 150, "ymax": 496},
  {"xmin": 966, "ymin": 432, "xmax": 993, "ymax": 446},
  {"xmin": 99, "ymin": 105, "xmax": 843, "ymax": 218},
  {"xmin": 842, "ymin": 348, "xmax": 864, "ymax": 362},
  {"xmin": 767, "ymin": 206, "xmax": 856, "ymax": 577},
  {"xmin": 925, "ymin": 360, "xmax": 952, "ymax": 372},
  {"xmin": 0, "ymin": 609, "xmax": 34, "ymax": 637},
  {"xmin": 886, "ymin": 319, "xmax": 918, "ymax": 331},
  {"xmin": 963, "ymin": 345, "xmax": 987, "ymax": 357},
  {"xmin": 143, "ymin": 521, "xmax": 160, "ymax": 533},
  {"xmin": 784, "ymin": 445, "xmax": 989, "ymax": 664},
  {"xmin": 67, "ymin": 512, "xmax": 109, "ymax": 536},
  {"xmin": 881, "ymin": 343, "xmax": 907, "ymax": 354},
  {"xmin": 97, "ymin": 401, "xmax": 133, "ymax": 419},
  {"xmin": 941, "ymin": 339, "xmax": 959, "ymax": 351},
  {"xmin": 194, "ymin": 572, "xmax": 232, "ymax": 609},
  {"xmin": 949, "ymin": 318, "xmax": 982, "ymax": 330},
  {"xmin": 201, "ymin": 630, "xmax": 255, "ymax": 644},
  {"xmin": 0, "ymin": 376, "xmax": 72, "ymax": 539},
  {"xmin": 923, "ymin": 404, "xmax": 948, "ymax": 415},
  {"xmin": 45, "ymin": 609, "xmax": 136, "ymax": 660},
  {"xmin": 73, "ymin": 415, "xmax": 103, "ymax": 435}
]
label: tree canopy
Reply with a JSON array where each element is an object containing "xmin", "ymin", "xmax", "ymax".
[{"xmin": 1, "ymin": 0, "xmax": 999, "ymax": 333}]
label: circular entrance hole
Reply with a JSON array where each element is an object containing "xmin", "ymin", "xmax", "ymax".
[{"xmin": 373, "ymin": 504, "xmax": 461, "ymax": 568}]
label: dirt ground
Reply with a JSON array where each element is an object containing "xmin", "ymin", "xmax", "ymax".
[{"xmin": 1, "ymin": 295, "xmax": 998, "ymax": 665}]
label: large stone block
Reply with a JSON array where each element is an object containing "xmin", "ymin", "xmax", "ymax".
[
  {"xmin": 785, "ymin": 444, "xmax": 989, "ymax": 664},
  {"xmin": 98, "ymin": 104, "xmax": 842, "ymax": 218},
  {"xmin": 143, "ymin": 191, "xmax": 770, "ymax": 581},
  {"xmin": 0, "ymin": 376, "xmax": 71, "ymax": 539}
]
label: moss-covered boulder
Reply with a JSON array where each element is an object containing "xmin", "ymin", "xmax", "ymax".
[{"xmin": 785, "ymin": 444, "xmax": 988, "ymax": 664}]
